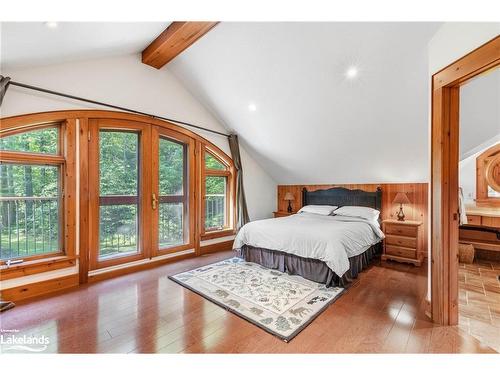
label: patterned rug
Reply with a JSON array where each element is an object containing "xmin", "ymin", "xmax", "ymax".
[{"xmin": 169, "ymin": 257, "xmax": 345, "ymax": 342}]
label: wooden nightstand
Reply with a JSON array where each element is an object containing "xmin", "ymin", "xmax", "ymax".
[
  {"xmin": 381, "ymin": 219, "xmax": 423, "ymax": 266},
  {"xmin": 273, "ymin": 211, "xmax": 296, "ymax": 218}
]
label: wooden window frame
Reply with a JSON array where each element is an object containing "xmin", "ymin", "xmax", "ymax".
[
  {"xmin": 1, "ymin": 110, "xmax": 237, "ymax": 283},
  {"xmin": 431, "ymin": 36, "xmax": 500, "ymax": 325},
  {"xmin": 151, "ymin": 126, "xmax": 196, "ymax": 256},
  {"xmin": 87, "ymin": 119, "xmax": 152, "ymax": 270},
  {"xmin": 0, "ymin": 120, "xmax": 77, "ymax": 279},
  {"xmin": 200, "ymin": 145, "xmax": 236, "ymax": 240}
]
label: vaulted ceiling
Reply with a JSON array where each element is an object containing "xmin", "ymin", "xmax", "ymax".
[
  {"xmin": 1, "ymin": 22, "xmax": 443, "ymax": 185},
  {"xmin": 168, "ymin": 22, "xmax": 441, "ymax": 184},
  {"xmin": 1, "ymin": 22, "xmax": 170, "ymax": 68}
]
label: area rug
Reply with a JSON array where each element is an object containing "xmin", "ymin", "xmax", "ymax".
[{"xmin": 169, "ymin": 257, "xmax": 345, "ymax": 342}]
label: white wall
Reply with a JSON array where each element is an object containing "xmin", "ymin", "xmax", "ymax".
[
  {"xmin": 0, "ymin": 54, "xmax": 276, "ymax": 288},
  {"xmin": 427, "ymin": 22, "xmax": 500, "ymax": 298},
  {"xmin": 0, "ymin": 54, "xmax": 277, "ymax": 222}
]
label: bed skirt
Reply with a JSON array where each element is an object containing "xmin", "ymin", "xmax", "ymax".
[{"xmin": 236, "ymin": 243, "xmax": 381, "ymax": 288}]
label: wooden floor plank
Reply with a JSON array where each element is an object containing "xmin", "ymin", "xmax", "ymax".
[{"xmin": 0, "ymin": 251, "xmax": 497, "ymax": 353}]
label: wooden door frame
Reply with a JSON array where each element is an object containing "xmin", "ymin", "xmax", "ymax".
[{"xmin": 431, "ymin": 35, "xmax": 500, "ymax": 325}]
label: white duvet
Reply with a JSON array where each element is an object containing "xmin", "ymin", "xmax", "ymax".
[{"xmin": 233, "ymin": 213, "xmax": 385, "ymax": 277}]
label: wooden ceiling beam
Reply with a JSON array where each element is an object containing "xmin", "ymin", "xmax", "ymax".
[{"xmin": 142, "ymin": 22, "xmax": 219, "ymax": 69}]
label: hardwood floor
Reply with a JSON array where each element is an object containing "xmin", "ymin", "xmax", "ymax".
[
  {"xmin": 0, "ymin": 251, "xmax": 496, "ymax": 353},
  {"xmin": 458, "ymin": 259, "xmax": 500, "ymax": 352}
]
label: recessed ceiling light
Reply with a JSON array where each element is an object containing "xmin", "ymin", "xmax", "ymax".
[
  {"xmin": 346, "ymin": 66, "xmax": 358, "ymax": 79},
  {"xmin": 248, "ymin": 103, "xmax": 257, "ymax": 112},
  {"xmin": 45, "ymin": 22, "xmax": 59, "ymax": 29}
]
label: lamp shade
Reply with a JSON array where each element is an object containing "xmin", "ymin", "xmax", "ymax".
[
  {"xmin": 393, "ymin": 192, "xmax": 411, "ymax": 204},
  {"xmin": 283, "ymin": 192, "xmax": 295, "ymax": 201}
]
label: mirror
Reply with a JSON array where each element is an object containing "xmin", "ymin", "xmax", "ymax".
[{"xmin": 486, "ymin": 153, "xmax": 500, "ymax": 194}]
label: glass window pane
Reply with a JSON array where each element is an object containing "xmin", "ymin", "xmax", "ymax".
[
  {"xmin": 99, "ymin": 131, "xmax": 138, "ymax": 196},
  {"xmin": 159, "ymin": 137, "xmax": 184, "ymax": 195},
  {"xmin": 99, "ymin": 204, "xmax": 138, "ymax": 259},
  {"xmin": 0, "ymin": 127, "xmax": 58, "ymax": 154},
  {"xmin": 159, "ymin": 202, "xmax": 184, "ymax": 248},
  {"xmin": 99, "ymin": 130, "xmax": 140, "ymax": 260},
  {"xmin": 0, "ymin": 163, "xmax": 60, "ymax": 260},
  {"xmin": 205, "ymin": 152, "xmax": 226, "ymax": 170},
  {"xmin": 205, "ymin": 176, "xmax": 226, "ymax": 230}
]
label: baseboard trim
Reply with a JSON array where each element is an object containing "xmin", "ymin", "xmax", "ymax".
[
  {"xmin": 199, "ymin": 240, "xmax": 233, "ymax": 255},
  {"xmin": 424, "ymin": 297, "xmax": 431, "ymax": 319},
  {"xmin": 0, "ymin": 274, "xmax": 79, "ymax": 302},
  {"xmin": 88, "ymin": 250, "xmax": 197, "ymax": 283}
]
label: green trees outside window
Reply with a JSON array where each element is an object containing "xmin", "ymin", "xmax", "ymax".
[{"xmin": 0, "ymin": 126, "xmax": 61, "ymax": 261}]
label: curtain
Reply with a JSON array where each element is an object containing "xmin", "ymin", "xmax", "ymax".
[
  {"xmin": 0, "ymin": 75, "xmax": 11, "ymax": 107},
  {"xmin": 228, "ymin": 134, "xmax": 250, "ymax": 229}
]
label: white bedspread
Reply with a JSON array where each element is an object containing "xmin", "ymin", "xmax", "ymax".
[{"xmin": 233, "ymin": 213, "xmax": 385, "ymax": 277}]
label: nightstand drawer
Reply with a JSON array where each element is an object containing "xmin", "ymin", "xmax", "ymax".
[
  {"xmin": 385, "ymin": 235, "xmax": 417, "ymax": 249},
  {"xmin": 385, "ymin": 245, "xmax": 417, "ymax": 259},
  {"xmin": 466, "ymin": 215, "xmax": 481, "ymax": 225},
  {"xmin": 385, "ymin": 224, "xmax": 417, "ymax": 237}
]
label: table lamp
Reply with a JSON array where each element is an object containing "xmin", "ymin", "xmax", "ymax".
[
  {"xmin": 393, "ymin": 192, "xmax": 411, "ymax": 221},
  {"xmin": 283, "ymin": 192, "xmax": 295, "ymax": 213}
]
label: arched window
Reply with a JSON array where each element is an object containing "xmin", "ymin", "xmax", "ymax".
[
  {"xmin": 202, "ymin": 145, "xmax": 234, "ymax": 237},
  {"xmin": 0, "ymin": 122, "xmax": 77, "ymax": 264},
  {"xmin": 0, "ymin": 110, "xmax": 234, "ymax": 280}
]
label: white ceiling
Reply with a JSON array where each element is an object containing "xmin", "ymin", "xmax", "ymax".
[
  {"xmin": 1, "ymin": 21, "xmax": 443, "ymax": 185},
  {"xmin": 0, "ymin": 22, "xmax": 170, "ymax": 69},
  {"xmin": 169, "ymin": 22, "xmax": 441, "ymax": 184}
]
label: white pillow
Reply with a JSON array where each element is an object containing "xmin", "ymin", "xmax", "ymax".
[
  {"xmin": 298, "ymin": 205, "xmax": 338, "ymax": 216},
  {"xmin": 334, "ymin": 206, "xmax": 380, "ymax": 221}
]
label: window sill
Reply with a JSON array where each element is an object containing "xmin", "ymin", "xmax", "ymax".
[
  {"xmin": 0, "ymin": 256, "xmax": 77, "ymax": 281},
  {"xmin": 201, "ymin": 228, "xmax": 236, "ymax": 241}
]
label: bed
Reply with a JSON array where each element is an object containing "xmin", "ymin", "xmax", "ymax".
[{"xmin": 233, "ymin": 187, "xmax": 384, "ymax": 287}]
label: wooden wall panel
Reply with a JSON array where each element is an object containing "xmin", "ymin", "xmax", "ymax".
[{"xmin": 277, "ymin": 183, "xmax": 429, "ymax": 257}]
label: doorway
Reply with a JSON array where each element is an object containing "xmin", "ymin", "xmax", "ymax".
[{"xmin": 430, "ymin": 36, "xmax": 500, "ymax": 326}]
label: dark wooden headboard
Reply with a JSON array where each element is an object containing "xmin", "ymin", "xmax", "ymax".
[{"xmin": 302, "ymin": 186, "xmax": 382, "ymax": 211}]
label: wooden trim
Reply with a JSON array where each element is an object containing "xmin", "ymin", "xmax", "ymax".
[
  {"xmin": 1, "ymin": 110, "xmax": 234, "ymax": 164},
  {"xmin": 142, "ymin": 22, "xmax": 219, "ymax": 69},
  {"xmin": 199, "ymin": 240, "xmax": 233, "ymax": 255},
  {"xmin": 431, "ymin": 36, "xmax": 500, "ymax": 325},
  {"xmin": 0, "ymin": 256, "xmax": 77, "ymax": 280},
  {"xmin": 433, "ymin": 36, "xmax": 500, "ymax": 90},
  {"xmin": 78, "ymin": 118, "xmax": 90, "ymax": 284},
  {"xmin": 0, "ymin": 150, "xmax": 65, "ymax": 164},
  {"xmin": 88, "ymin": 251, "xmax": 196, "ymax": 283},
  {"xmin": 63, "ymin": 119, "xmax": 77, "ymax": 260},
  {"xmin": 0, "ymin": 121, "xmax": 61, "ymax": 139},
  {"xmin": 200, "ymin": 228, "xmax": 236, "ymax": 241},
  {"xmin": 0, "ymin": 274, "xmax": 79, "ymax": 302}
]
